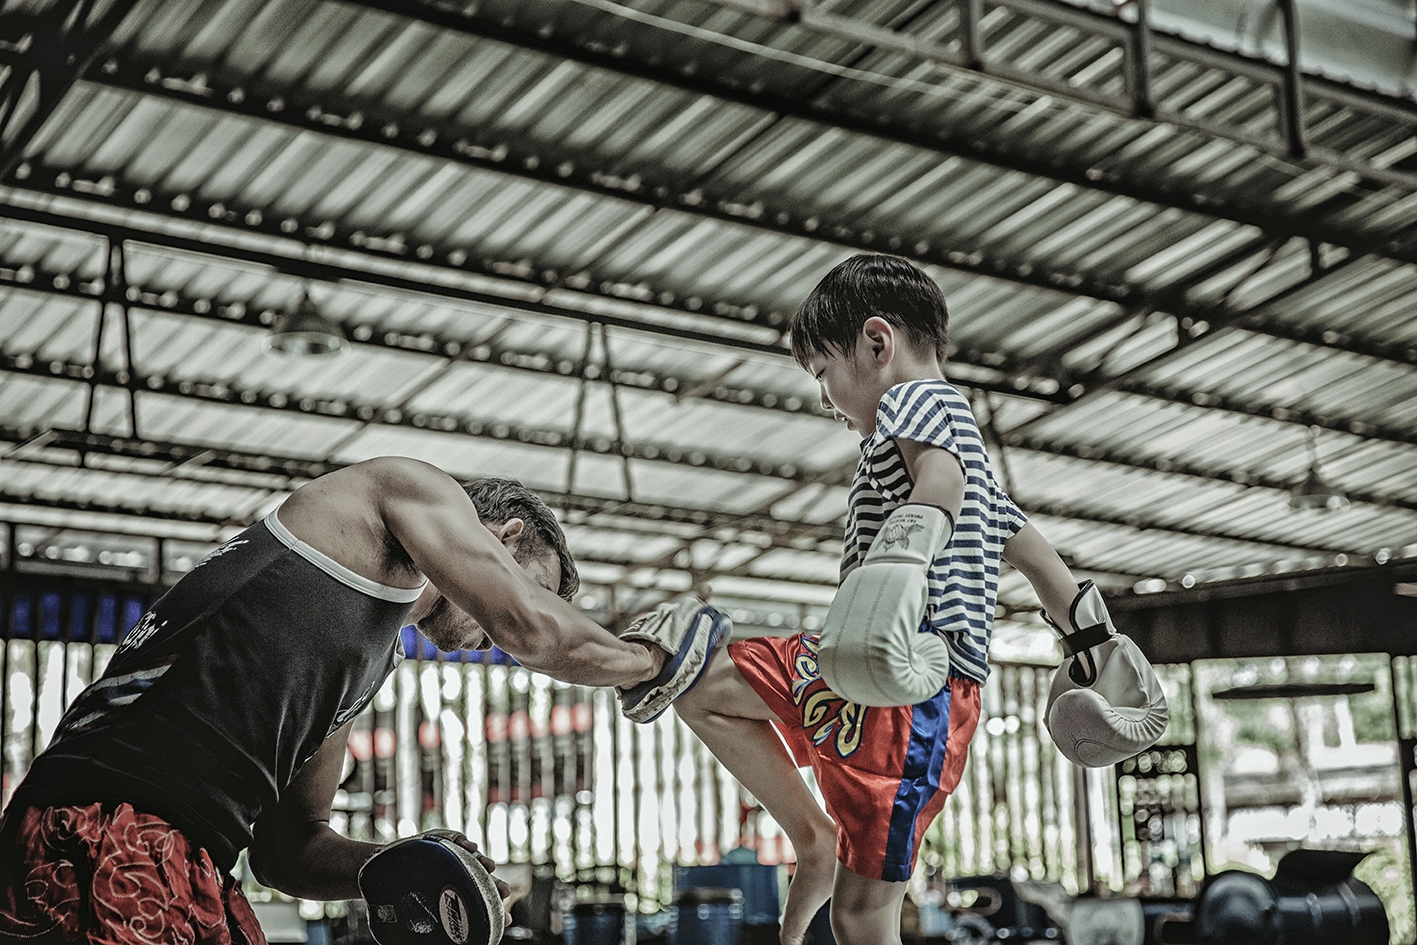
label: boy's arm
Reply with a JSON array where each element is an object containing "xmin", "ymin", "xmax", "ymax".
[
  {"xmin": 1002, "ymin": 522, "xmax": 1084, "ymax": 631},
  {"xmin": 1007, "ymin": 522, "xmax": 1172, "ymax": 768},
  {"xmin": 898, "ymin": 439, "xmax": 1084, "ymax": 629},
  {"xmin": 894, "ymin": 438, "xmax": 966, "ymax": 520}
]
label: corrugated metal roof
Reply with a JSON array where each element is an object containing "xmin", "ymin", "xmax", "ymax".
[{"xmin": 1, "ymin": 0, "xmax": 1414, "ymax": 640}]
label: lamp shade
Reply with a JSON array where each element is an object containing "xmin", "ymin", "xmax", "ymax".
[
  {"xmin": 1289, "ymin": 466, "xmax": 1349, "ymax": 512},
  {"xmin": 263, "ymin": 293, "xmax": 349, "ymax": 358}
]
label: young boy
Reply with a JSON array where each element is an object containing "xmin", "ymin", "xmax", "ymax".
[{"xmin": 673, "ymin": 254, "xmax": 1098, "ymax": 945}]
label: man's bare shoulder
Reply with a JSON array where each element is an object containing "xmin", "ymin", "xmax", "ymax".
[
  {"xmin": 290, "ymin": 457, "xmax": 445, "ymax": 502},
  {"xmin": 274, "ymin": 458, "xmax": 454, "ymax": 584}
]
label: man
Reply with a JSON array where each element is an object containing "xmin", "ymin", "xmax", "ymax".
[{"xmin": 0, "ymin": 457, "xmax": 667, "ymax": 944}]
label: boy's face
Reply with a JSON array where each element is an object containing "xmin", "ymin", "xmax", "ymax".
[{"xmin": 806, "ymin": 344, "xmax": 881, "ymax": 435}]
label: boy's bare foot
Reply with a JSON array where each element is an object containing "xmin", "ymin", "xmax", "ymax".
[{"xmin": 780, "ymin": 835, "xmax": 836, "ymax": 945}]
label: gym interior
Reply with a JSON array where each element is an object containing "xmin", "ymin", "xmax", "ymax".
[{"xmin": 0, "ymin": 0, "xmax": 1414, "ymax": 943}]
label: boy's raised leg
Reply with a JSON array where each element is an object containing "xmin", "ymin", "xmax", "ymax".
[{"xmin": 673, "ymin": 649, "xmax": 838, "ymax": 945}]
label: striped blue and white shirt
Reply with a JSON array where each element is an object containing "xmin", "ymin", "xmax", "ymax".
[{"xmin": 841, "ymin": 380, "xmax": 1027, "ymax": 684}]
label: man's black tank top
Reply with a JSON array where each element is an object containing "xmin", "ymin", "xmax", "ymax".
[{"xmin": 10, "ymin": 511, "xmax": 423, "ymax": 870}]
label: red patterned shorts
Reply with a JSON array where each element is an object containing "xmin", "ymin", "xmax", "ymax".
[{"xmin": 0, "ymin": 801, "xmax": 266, "ymax": 944}]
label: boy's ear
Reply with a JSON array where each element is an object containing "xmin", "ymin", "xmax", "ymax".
[{"xmin": 862, "ymin": 316, "xmax": 894, "ymax": 364}]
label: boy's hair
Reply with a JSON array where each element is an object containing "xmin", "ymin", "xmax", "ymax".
[
  {"xmin": 790, "ymin": 254, "xmax": 950, "ymax": 367},
  {"xmin": 463, "ymin": 477, "xmax": 579, "ymax": 602}
]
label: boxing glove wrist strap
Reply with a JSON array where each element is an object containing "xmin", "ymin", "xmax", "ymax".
[
  {"xmin": 1058, "ymin": 624, "xmax": 1113, "ymax": 658},
  {"xmin": 864, "ymin": 503, "xmax": 954, "ymax": 566}
]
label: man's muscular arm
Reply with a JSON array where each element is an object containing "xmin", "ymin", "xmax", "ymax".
[
  {"xmin": 249, "ymin": 722, "xmax": 507, "ymax": 901},
  {"xmin": 248, "ymin": 722, "xmax": 379, "ymax": 899},
  {"xmin": 374, "ymin": 458, "xmax": 660, "ymax": 688}
]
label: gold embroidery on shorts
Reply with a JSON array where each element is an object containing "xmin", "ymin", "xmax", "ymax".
[{"xmin": 793, "ymin": 634, "xmax": 866, "ymax": 758}]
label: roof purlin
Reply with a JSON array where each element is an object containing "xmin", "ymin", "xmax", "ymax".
[
  {"xmin": 2, "ymin": 189, "xmax": 1409, "ymax": 450},
  {"xmin": 339, "ymin": 0, "xmax": 1417, "ymax": 261},
  {"xmin": 79, "ymin": 57, "xmax": 1417, "ymax": 373},
  {"xmin": 0, "ymin": 428, "xmax": 1361, "ymax": 576}
]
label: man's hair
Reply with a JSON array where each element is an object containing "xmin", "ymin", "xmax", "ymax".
[
  {"xmin": 790, "ymin": 254, "xmax": 949, "ymax": 368},
  {"xmin": 463, "ymin": 478, "xmax": 579, "ymax": 602}
]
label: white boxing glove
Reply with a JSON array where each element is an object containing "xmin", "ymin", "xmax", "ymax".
[
  {"xmin": 819, "ymin": 503, "xmax": 954, "ymax": 706},
  {"xmin": 1044, "ymin": 581, "xmax": 1169, "ymax": 768}
]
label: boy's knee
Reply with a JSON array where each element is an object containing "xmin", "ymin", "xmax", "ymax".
[
  {"xmin": 672, "ymin": 650, "xmax": 733, "ymax": 711},
  {"xmin": 828, "ymin": 870, "xmax": 907, "ymax": 945},
  {"xmin": 829, "ymin": 905, "xmax": 876, "ymax": 945}
]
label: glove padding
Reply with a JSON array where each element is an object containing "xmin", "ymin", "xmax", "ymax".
[
  {"xmin": 617, "ymin": 600, "xmax": 731, "ymax": 723},
  {"xmin": 1044, "ymin": 581, "xmax": 1168, "ymax": 768},
  {"xmin": 359, "ymin": 829, "xmax": 505, "ymax": 945},
  {"xmin": 819, "ymin": 504, "xmax": 954, "ymax": 706}
]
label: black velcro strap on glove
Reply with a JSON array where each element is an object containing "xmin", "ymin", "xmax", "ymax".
[
  {"xmin": 1058, "ymin": 623, "xmax": 1113, "ymax": 659},
  {"xmin": 358, "ymin": 830, "xmax": 504, "ymax": 945},
  {"xmin": 1044, "ymin": 582, "xmax": 1168, "ymax": 768}
]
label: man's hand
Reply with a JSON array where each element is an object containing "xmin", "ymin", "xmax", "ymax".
[
  {"xmin": 359, "ymin": 829, "xmax": 508, "ymax": 945},
  {"xmin": 436, "ymin": 831, "xmax": 510, "ymax": 902},
  {"xmin": 625, "ymin": 639, "xmax": 668, "ymax": 686}
]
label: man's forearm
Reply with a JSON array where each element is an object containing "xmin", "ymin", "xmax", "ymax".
[
  {"xmin": 253, "ymin": 825, "xmax": 381, "ymax": 901},
  {"xmin": 517, "ymin": 631, "xmax": 662, "ymax": 688}
]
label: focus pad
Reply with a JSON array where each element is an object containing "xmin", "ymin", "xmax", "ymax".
[
  {"xmin": 618, "ymin": 601, "xmax": 732, "ymax": 723},
  {"xmin": 1046, "ymin": 635, "xmax": 1168, "ymax": 768},
  {"xmin": 359, "ymin": 832, "xmax": 504, "ymax": 945}
]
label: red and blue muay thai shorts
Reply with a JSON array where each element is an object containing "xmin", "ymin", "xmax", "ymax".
[{"xmin": 729, "ymin": 632, "xmax": 982, "ymax": 882}]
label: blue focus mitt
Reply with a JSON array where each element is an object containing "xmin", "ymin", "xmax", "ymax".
[
  {"xmin": 358, "ymin": 829, "xmax": 505, "ymax": 945},
  {"xmin": 616, "ymin": 599, "xmax": 731, "ymax": 723}
]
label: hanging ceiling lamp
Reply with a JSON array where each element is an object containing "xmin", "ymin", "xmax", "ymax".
[
  {"xmin": 263, "ymin": 289, "xmax": 348, "ymax": 358},
  {"xmin": 1289, "ymin": 426, "xmax": 1349, "ymax": 512}
]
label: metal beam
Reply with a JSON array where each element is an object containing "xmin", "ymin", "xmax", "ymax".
[
  {"xmin": 984, "ymin": 246, "xmax": 1417, "ymax": 449},
  {"xmin": 4, "ymin": 193, "xmax": 1412, "ymax": 453},
  {"xmin": 0, "ymin": 186, "xmax": 1076, "ymax": 408},
  {"xmin": 0, "ymin": 256, "xmax": 838, "ymax": 420},
  {"xmin": 79, "ymin": 56, "xmax": 1417, "ymax": 362},
  {"xmin": 346, "ymin": 0, "xmax": 1417, "ymax": 263},
  {"xmin": 1003, "ymin": 432, "xmax": 1417, "ymax": 516},
  {"xmin": 0, "ymin": 189, "xmax": 783, "ymax": 355},
  {"xmin": 13, "ymin": 273, "xmax": 1415, "ymax": 520},
  {"xmin": 57, "ymin": 63, "xmax": 1173, "ymax": 322},
  {"xmin": 5, "ymin": 221, "xmax": 1413, "ymax": 502},
  {"xmin": 1276, "ymin": 0, "xmax": 1308, "ymax": 159},
  {"xmin": 0, "ymin": 184, "xmax": 1077, "ymax": 406},
  {"xmin": 0, "ymin": 54, "xmax": 1388, "ymax": 391},
  {"xmin": 0, "ymin": 351, "xmax": 842, "ymax": 486},
  {"xmin": 1, "ymin": 424, "xmax": 1343, "ymax": 584},
  {"xmin": 1021, "ymin": 498, "xmax": 1349, "ymax": 556},
  {"xmin": 0, "ymin": 482, "xmax": 218, "ymax": 527},
  {"xmin": 946, "ymin": 0, "xmax": 1411, "ymax": 186},
  {"xmin": 0, "ymin": 1, "xmax": 140, "ymax": 176},
  {"xmin": 1, "ymin": 351, "xmax": 1396, "ymax": 557},
  {"xmin": 0, "ymin": 424, "xmax": 845, "ymax": 545},
  {"xmin": 0, "ymin": 487, "xmax": 830, "ymax": 590},
  {"xmin": 10, "ymin": 333, "xmax": 1413, "ymax": 522}
]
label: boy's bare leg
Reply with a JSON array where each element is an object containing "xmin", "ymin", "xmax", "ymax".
[
  {"xmin": 830, "ymin": 864, "xmax": 909, "ymax": 945},
  {"xmin": 674, "ymin": 650, "xmax": 837, "ymax": 945}
]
